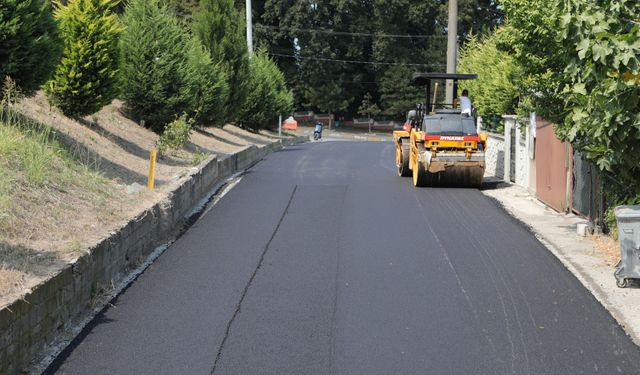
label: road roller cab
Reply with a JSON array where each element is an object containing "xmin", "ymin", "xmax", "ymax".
[{"xmin": 393, "ymin": 73, "xmax": 487, "ymax": 188}]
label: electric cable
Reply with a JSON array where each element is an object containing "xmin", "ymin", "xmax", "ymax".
[
  {"xmin": 255, "ymin": 24, "xmax": 448, "ymax": 39},
  {"xmin": 270, "ymin": 52, "xmax": 446, "ymax": 67}
]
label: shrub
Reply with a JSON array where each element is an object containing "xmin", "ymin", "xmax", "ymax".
[
  {"xmin": 458, "ymin": 33, "xmax": 521, "ymax": 124},
  {"xmin": 157, "ymin": 115, "xmax": 192, "ymax": 156},
  {"xmin": 239, "ymin": 51, "xmax": 293, "ymax": 131},
  {"xmin": 0, "ymin": 0, "xmax": 60, "ymax": 95},
  {"xmin": 496, "ymin": 0, "xmax": 566, "ymax": 121},
  {"xmin": 192, "ymin": 0, "xmax": 250, "ymax": 122},
  {"xmin": 119, "ymin": 0, "xmax": 192, "ymax": 133},
  {"xmin": 46, "ymin": 0, "xmax": 121, "ymax": 117},
  {"xmin": 556, "ymin": 0, "xmax": 640, "ymax": 190},
  {"xmin": 185, "ymin": 39, "xmax": 229, "ymax": 127}
]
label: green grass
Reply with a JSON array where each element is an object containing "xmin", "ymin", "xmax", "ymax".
[
  {"xmin": 0, "ymin": 122, "xmax": 59, "ymax": 185},
  {"xmin": 0, "ymin": 107, "xmax": 109, "ymax": 232},
  {"xmin": 191, "ymin": 150, "xmax": 210, "ymax": 166}
]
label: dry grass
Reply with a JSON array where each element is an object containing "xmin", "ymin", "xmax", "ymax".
[
  {"xmin": 0, "ymin": 109, "xmax": 133, "ymax": 306},
  {"xmin": 0, "ymin": 114, "xmax": 129, "ymax": 250},
  {"xmin": 0, "ymin": 266, "xmax": 28, "ymax": 303},
  {"xmin": 0, "ymin": 91, "xmax": 288, "ymax": 308},
  {"xmin": 592, "ymin": 234, "xmax": 621, "ymax": 266}
]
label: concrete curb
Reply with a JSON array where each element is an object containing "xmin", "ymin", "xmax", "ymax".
[{"xmin": 0, "ymin": 136, "xmax": 306, "ymax": 374}]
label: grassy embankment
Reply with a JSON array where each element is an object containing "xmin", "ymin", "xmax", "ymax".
[
  {"xmin": 0, "ymin": 103, "xmax": 113, "ymax": 299},
  {"xmin": 0, "ymin": 86, "xmax": 292, "ymax": 306}
]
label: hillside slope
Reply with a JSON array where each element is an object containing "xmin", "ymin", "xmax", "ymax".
[{"xmin": 0, "ymin": 92, "xmax": 286, "ymax": 307}]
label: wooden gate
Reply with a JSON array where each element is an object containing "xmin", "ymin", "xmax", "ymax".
[{"xmin": 535, "ymin": 120, "xmax": 570, "ymax": 212}]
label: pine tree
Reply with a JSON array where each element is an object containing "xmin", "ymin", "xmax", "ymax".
[
  {"xmin": 192, "ymin": 0, "xmax": 250, "ymax": 123},
  {"xmin": 47, "ymin": 0, "xmax": 121, "ymax": 117},
  {"xmin": 0, "ymin": 0, "xmax": 60, "ymax": 95},
  {"xmin": 273, "ymin": 0, "xmax": 373, "ymax": 117},
  {"xmin": 166, "ymin": 0, "xmax": 199, "ymax": 23},
  {"xmin": 378, "ymin": 65, "xmax": 423, "ymax": 119},
  {"xmin": 185, "ymin": 38, "xmax": 229, "ymax": 126},
  {"xmin": 256, "ymin": 0, "xmax": 502, "ymax": 118},
  {"xmin": 119, "ymin": 0, "xmax": 192, "ymax": 133},
  {"xmin": 239, "ymin": 51, "xmax": 293, "ymax": 130},
  {"xmin": 254, "ymin": 0, "xmax": 299, "ymax": 105}
]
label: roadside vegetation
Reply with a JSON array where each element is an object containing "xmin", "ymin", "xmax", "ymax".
[
  {"xmin": 0, "ymin": 0, "xmax": 60, "ymax": 96},
  {"xmin": 0, "ymin": 0, "xmax": 296, "ymax": 304},
  {"xmin": 46, "ymin": 0, "xmax": 121, "ymax": 117},
  {"xmin": 0, "ymin": 81, "xmax": 120, "ymax": 299},
  {"xmin": 456, "ymin": 0, "xmax": 640, "ymax": 228}
]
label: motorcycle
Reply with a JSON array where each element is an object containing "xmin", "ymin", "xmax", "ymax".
[{"xmin": 313, "ymin": 122, "xmax": 323, "ymax": 140}]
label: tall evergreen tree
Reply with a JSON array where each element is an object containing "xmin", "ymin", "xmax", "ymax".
[
  {"xmin": 166, "ymin": 0, "xmax": 199, "ymax": 23},
  {"xmin": 255, "ymin": 0, "xmax": 300, "ymax": 106},
  {"xmin": 0, "ymin": 0, "xmax": 60, "ymax": 95},
  {"xmin": 192, "ymin": 0, "xmax": 250, "ymax": 123},
  {"xmin": 447, "ymin": 0, "xmax": 503, "ymax": 38},
  {"xmin": 378, "ymin": 65, "xmax": 424, "ymax": 118},
  {"xmin": 119, "ymin": 0, "xmax": 192, "ymax": 132},
  {"xmin": 47, "ymin": 0, "xmax": 121, "ymax": 117},
  {"xmin": 185, "ymin": 38, "xmax": 229, "ymax": 126},
  {"xmin": 371, "ymin": 0, "xmax": 443, "ymax": 118},
  {"xmin": 239, "ymin": 50, "xmax": 293, "ymax": 130},
  {"xmin": 256, "ymin": 0, "xmax": 502, "ymax": 118},
  {"xmin": 263, "ymin": 0, "xmax": 374, "ymax": 117}
]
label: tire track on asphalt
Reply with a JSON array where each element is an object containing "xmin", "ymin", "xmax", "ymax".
[
  {"xmin": 461, "ymin": 190, "xmax": 549, "ymax": 373},
  {"xmin": 434, "ymin": 188, "xmax": 528, "ymax": 374},
  {"xmin": 411, "ymin": 189, "xmax": 506, "ymax": 363},
  {"xmin": 413, "ymin": 188, "xmax": 512, "ymax": 368},
  {"xmin": 210, "ymin": 185, "xmax": 298, "ymax": 374}
]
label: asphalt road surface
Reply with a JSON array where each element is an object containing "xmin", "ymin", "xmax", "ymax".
[{"xmin": 48, "ymin": 141, "xmax": 640, "ymax": 374}]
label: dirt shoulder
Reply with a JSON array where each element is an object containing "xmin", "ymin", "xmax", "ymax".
[{"xmin": 0, "ymin": 92, "xmax": 290, "ymax": 308}]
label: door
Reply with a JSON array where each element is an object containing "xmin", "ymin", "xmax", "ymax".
[{"xmin": 535, "ymin": 121, "xmax": 569, "ymax": 212}]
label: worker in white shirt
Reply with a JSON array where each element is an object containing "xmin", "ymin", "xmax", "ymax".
[{"xmin": 458, "ymin": 89, "xmax": 472, "ymax": 115}]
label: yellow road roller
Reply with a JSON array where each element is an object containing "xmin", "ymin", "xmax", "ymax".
[{"xmin": 393, "ymin": 73, "xmax": 487, "ymax": 188}]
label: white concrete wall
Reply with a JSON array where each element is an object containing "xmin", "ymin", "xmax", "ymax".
[
  {"xmin": 483, "ymin": 113, "xmax": 537, "ymax": 191},
  {"xmin": 515, "ymin": 124, "xmax": 529, "ymax": 188},
  {"xmin": 485, "ymin": 133, "xmax": 505, "ymax": 178}
]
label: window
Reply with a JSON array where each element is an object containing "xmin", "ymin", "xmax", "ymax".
[{"xmin": 422, "ymin": 116, "xmax": 477, "ymax": 136}]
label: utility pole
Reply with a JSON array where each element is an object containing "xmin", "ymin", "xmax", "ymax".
[
  {"xmin": 445, "ymin": 0, "xmax": 458, "ymax": 107},
  {"xmin": 246, "ymin": 0, "xmax": 253, "ymax": 56}
]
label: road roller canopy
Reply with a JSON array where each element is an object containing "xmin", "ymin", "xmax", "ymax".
[{"xmin": 411, "ymin": 73, "xmax": 478, "ymax": 112}]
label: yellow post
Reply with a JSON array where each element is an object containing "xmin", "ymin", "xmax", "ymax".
[{"xmin": 147, "ymin": 148, "xmax": 157, "ymax": 190}]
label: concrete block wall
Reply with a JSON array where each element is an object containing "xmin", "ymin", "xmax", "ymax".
[
  {"xmin": 0, "ymin": 136, "xmax": 305, "ymax": 374},
  {"xmin": 515, "ymin": 131, "xmax": 529, "ymax": 188},
  {"xmin": 485, "ymin": 133, "xmax": 505, "ymax": 178}
]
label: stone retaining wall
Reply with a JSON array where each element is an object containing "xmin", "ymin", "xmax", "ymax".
[
  {"xmin": 485, "ymin": 133, "xmax": 505, "ymax": 178},
  {"xmin": 0, "ymin": 137, "xmax": 305, "ymax": 374}
]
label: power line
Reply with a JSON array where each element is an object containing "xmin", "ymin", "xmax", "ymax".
[
  {"xmin": 270, "ymin": 53, "xmax": 445, "ymax": 67},
  {"xmin": 306, "ymin": 79, "xmax": 379, "ymax": 85},
  {"xmin": 255, "ymin": 24, "xmax": 447, "ymax": 39}
]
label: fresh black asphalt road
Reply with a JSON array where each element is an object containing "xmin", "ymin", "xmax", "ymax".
[{"xmin": 49, "ymin": 141, "xmax": 640, "ymax": 374}]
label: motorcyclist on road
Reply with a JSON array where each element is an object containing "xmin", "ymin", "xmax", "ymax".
[{"xmin": 314, "ymin": 121, "xmax": 323, "ymax": 140}]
